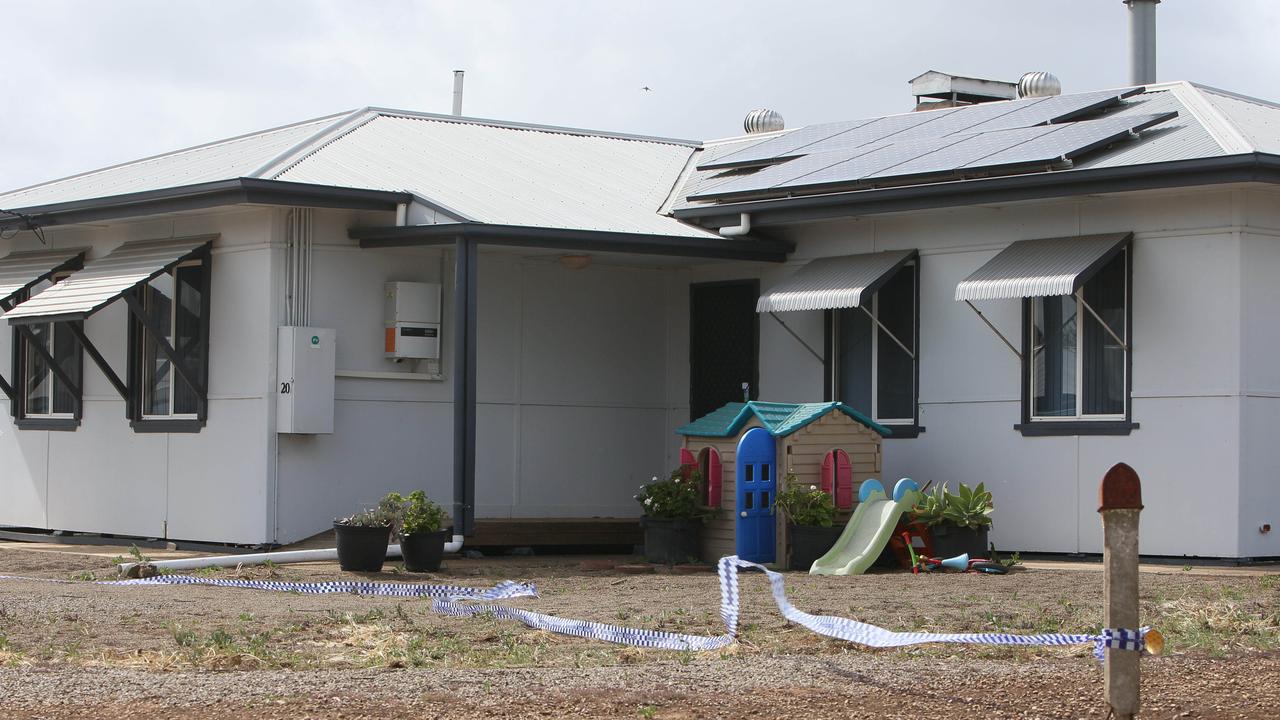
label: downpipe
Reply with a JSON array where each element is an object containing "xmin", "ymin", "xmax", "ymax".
[
  {"xmin": 117, "ymin": 534, "xmax": 465, "ymax": 574},
  {"xmin": 718, "ymin": 212, "xmax": 751, "ymax": 237}
]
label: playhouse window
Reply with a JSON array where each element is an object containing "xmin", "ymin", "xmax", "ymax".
[
  {"xmin": 1026, "ymin": 249, "xmax": 1128, "ymax": 422},
  {"xmin": 829, "ymin": 261, "xmax": 918, "ymax": 427},
  {"xmin": 698, "ymin": 447, "xmax": 722, "ymax": 508},
  {"xmin": 12, "ymin": 273, "xmax": 82, "ymax": 428},
  {"xmin": 129, "ymin": 259, "xmax": 210, "ymax": 428}
]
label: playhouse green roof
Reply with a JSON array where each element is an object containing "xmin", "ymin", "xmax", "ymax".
[{"xmin": 676, "ymin": 401, "xmax": 892, "ymax": 439}]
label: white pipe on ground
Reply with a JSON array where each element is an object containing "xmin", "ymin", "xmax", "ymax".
[
  {"xmin": 718, "ymin": 212, "xmax": 752, "ymax": 237},
  {"xmin": 117, "ymin": 534, "xmax": 465, "ymax": 574}
]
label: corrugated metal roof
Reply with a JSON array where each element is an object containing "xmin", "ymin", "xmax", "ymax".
[
  {"xmin": 676, "ymin": 401, "xmax": 891, "ymax": 438},
  {"xmin": 954, "ymin": 232, "xmax": 1131, "ymax": 302},
  {"xmin": 4, "ymin": 238, "xmax": 210, "ymax": 323},
  {"xmin": 1196, "ymin": 85, "xmax": 1280, "ymax": 154},
  {"xmin": 275, "ymin": 113, "xmax": 715, "ymax": 238},
  {"xmin": 757, "ymin": 250, "xmax": 914, "ymax": 313},
  {"xmin": 0, "ymin": 115, "xmax": 345, "ymax": 210},
  {"xmin": 0, "ymin": 247, "xmax": 87, "ymax": 306}
]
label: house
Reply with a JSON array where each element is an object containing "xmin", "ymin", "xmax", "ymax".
[
  {"xmin": 2, "ymin": 72, "xmax": 1279, "ymax": 559},
  {"xmin": 675, "ymin": 401, "xmax": 889, "ymax": 563}
]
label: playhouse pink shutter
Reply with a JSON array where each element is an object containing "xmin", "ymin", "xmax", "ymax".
[
  {"xmin": 679, "ymin": 448, "xmax": 696, "ymax": 478},
  {"xmin": 706, "ymin": 449, "xmax": 722, "ymax": 508},
  {"xmin": 821, "ymin": 452, "xmax": 835, "ymax": 496},
  {"xmin": 834, "ymin": 449, "xmax": 853, "ymax": 510}
]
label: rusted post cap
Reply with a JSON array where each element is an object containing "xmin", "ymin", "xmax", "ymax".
[{"xmin": 1099, "ymin": 462, "xmax": 1143, "ymax": 512}]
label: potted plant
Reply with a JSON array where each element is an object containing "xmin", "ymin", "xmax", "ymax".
[
  {"xmin": 334, "ymin": 492, "xmax": 404, "ymax": 572},
  {"xmin": 911, "ymin": 482, "xmax": 993, "ymax": 558},
  {"xmin": 399, "ymin": 490, "xmax": 451, "ymax": 572},
  {"xmin": 774, "ymin": 472, "xmax": 840, "ymax": 571},
  {"xmin": 636, "ymin": 467, "xmax": 707, "ymax": 564}
]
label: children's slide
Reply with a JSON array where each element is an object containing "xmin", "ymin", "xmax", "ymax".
[{"xmin": 809, "ymin": 478, "xmax": 921, "ymax": 576}]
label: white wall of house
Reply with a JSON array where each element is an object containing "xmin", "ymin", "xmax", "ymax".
[
  {"xmin": 271, "ymin": 209, "xmax": 692, "ymax": 543},
  {"xmin": 670, "ymin": 187, "xmax": 1278, "ymax": 558},
  {"xmin": 0, "ymin": 209, "xmax": 275, "ymax": 544}
]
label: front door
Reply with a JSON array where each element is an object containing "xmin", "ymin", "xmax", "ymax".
[
  {"xmin": 690, "ymin": 280, "xmax": 759, "ymax": 420},
  {"xmin": 735, "ymin": 427, "xmax": 776, "ymax": 562}
]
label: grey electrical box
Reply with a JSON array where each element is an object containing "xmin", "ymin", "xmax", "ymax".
[
  {"xmin": 384, "ymin": 281, "xmax": 441, "ymax": 359},
  {"xmin": 277, "ymin": 327, "xmax": 336, "ymax": 434}
]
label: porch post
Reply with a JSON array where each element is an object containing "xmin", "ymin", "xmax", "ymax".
[{"xmin": 452, "ymin": 237, "xmax": 477, "ymax": 536}]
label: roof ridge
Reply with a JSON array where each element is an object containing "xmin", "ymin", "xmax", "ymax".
[
  {"xmin": 1160, "ymin": 81, "xmax": 1255, "ymax": 155},
  {"xmin": 0, "ymin": 110, "xmax": 355, "ymax": 200},
  {"xmin": 364, "ymin": 107, "xmax": 701, "ymax": 147},
  {"xmin": 251, "ymin": 108, "xmax": 381, "ymax": 179}
]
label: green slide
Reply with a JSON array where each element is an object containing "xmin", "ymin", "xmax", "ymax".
[{"xmin": 809, "ymin": 478, "xmax": 920, "ymax": 576}]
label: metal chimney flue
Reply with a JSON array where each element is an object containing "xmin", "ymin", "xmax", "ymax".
[
  {"xmin": 452, "ymin": 70, "xmax": 465, "ymax": 116},
  {"xmin": 1124, "ymin": 0, "xmax": 1159, "ymax": 85}
]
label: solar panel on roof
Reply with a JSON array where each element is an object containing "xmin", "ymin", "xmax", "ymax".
[
  {"xmin": 696, "ymin": 87, "xmax": 1146, "ymax": 174},
  {"xmin": 688, "ymin": 109, "xmax": 1178, "ymax": 201},
  {"xmin": 968, "ymin": 111, "xmax": 1176, "ymax": 169}
]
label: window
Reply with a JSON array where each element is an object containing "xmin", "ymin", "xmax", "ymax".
[
  {"xmin": 827, "ymin": 261, "xmax": 919, "ymax": 434},
  {"xmin": 128, "ymin": 259, "xmax": 210, "ymax": 430},
  {"xmin": 12, "ymin": 274, "xmax": 82, "ymax": 428},
  {"xmin": 1022, "ymin": 247, "xmax": 1131, "ymax": 432}
]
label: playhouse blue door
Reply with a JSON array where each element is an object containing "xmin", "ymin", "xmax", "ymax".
[{"xmin": 735, "ymin": 427, "xmax": 776, "ymax": 563}]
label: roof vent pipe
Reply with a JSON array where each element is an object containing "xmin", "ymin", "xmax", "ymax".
[
  {"xmin": 744, "ymin": 109, "xmax": 785, "ymax": 134},
  {"xmin": 719, "ymin": 212, "xmax": 752, "ymax": 237},
  {"xmin": 1124, "ymin": 0, "xmax": 1159, "ymax": 85},
  {"xmin": 1017, "ymin": 71, "xmax": 1062, "ymax": 99},
  {"xmin": 452, "ymin": 70, "xmax": 465, "ymax": 116}
]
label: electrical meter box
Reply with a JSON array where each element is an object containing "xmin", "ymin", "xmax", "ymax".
[
  {"xmin": 384, "ymin": 281, "xmax": 441, "ymax": 359},
  {"xmin": 277, "ymin": 327, "xmax": 336, "ymax": 434}
]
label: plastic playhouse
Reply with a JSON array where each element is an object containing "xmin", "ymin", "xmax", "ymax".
[{"xmin": 675, "ymin": 401, "xmax": 891, "ymax": 564}]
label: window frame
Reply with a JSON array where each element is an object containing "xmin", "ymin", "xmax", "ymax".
[
  {"xmin": 126, "ymin": 250, "xmax": 212, "ymax": 433},
  {"xmin": 11, "ymin": 272, "xmax": 83, "ymax": 430},
  {"xmin": 1016, "ymin": 244, "xmax": 1137, "ymax": 437},
  {"xmin": 823, "ymin": 257, "xmax": 922, "ymax": 438}
]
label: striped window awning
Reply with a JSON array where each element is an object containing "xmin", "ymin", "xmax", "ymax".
[
  {"xmin": 954, "ymin": 232, "xmax": 1132, "ymax": 302},
  {"xmin": 0, "ymin": 247, "xmax": 88, "ymax": 309},
  {"xmin": 3, "ymin": 238, "xmax": 211, "ymax": 325},
  {"xmin": 756, "ymin": 250, "xmax": 915, "ymax": 313}
]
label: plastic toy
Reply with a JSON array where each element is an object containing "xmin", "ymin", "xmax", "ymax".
[
  {"xmin": 904, "ymin": 536, "xmax": 1008, "ymax": 575},
  {"xmin": 809, "ymin": 477, "xmax": 920, "ymax": 575}
]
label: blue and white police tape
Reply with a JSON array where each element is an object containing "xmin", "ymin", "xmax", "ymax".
[{"xmin": 0, "ymin": 556, "xmax": 1152, "ymax": 659}]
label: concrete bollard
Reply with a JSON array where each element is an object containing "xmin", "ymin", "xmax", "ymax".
[{"xmin": 1098, "ymin": 462, "xmax": 1143, "ymax": 719}]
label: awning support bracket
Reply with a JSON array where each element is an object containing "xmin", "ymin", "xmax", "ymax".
[
  {"xmin": 964, "ymin": 300, "xmax": 1022, "ymax": 361},
  {"xmin": 122, "ymin": 291, "xmax": 207, "ymax": 411},
  {"xmin": 767, "ymin": 312, "xmax": 824, "ymax": 365},
  {"xmin": 0, "ymin": 297, "xmax": 14, "ymax": 402},
  {"xmin": 15, "ymin": 324, "xmax": 82, "ymax": 400},
  {"xmin": 64, "ymin": 322, "xmax": 130, "ymax": 403},
  {"xmin": 1075, "ymin": 290, "xmax": 1128, "ymax": 351},
  {"xmin": 858, "ymin": 305, "xmax": 915, "ymax": 360}
]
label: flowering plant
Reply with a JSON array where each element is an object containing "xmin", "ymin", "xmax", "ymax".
[
  {"xmin": 336, "ymin": 492, "xmax": 406, "ymax": 535},
  {"xmin": 635, "ymin": 467, "xmax": 707, "ymax": 521},
  {"xmin": 773, "ymin": 471, "xmax": 837, "ymax": 527}
]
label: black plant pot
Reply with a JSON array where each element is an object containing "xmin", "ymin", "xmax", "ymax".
[
  {"xmin": 334, "ymin": 522, "xmax": 391, "ymax": 572},
  {"xmin": 401, "ymin": 529, "xmax": 450, "ymax": 572},
  {"xmin": 928, "ymin": 524, "xmax": 989, "ymax": 560},
  {"xmin": 789, "ymin": 524, "xmax": 843, "ymax": 571},
  {"xmin": 641, "ymin": 517, "xmax": 701, "ymax": 565}
]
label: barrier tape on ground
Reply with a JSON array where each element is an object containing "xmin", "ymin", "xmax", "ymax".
[{"xmin": 0, "ymin": 556, "xmax": 1147, "ymax": 660}]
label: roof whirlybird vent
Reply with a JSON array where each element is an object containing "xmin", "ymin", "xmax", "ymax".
[{"xmin": 744, "ymin": 109, "xmax": 785, "ymax": 134}]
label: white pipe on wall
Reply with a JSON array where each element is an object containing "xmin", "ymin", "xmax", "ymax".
[
  {"xmin": 719, "ymin": 212, "xmax": 752, "ymax": 237},
  {"xmin": 117, "ymin": 534, "xmax": 465, "ymax": 574}
]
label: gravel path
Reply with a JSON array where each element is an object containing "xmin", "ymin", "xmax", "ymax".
[{"xmin": 1, "ymin": 546, "xmax": 1276, "ymax": 718}]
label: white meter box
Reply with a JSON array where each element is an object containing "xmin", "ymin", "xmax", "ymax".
[{"xmin": 277, "ymin": 327, "xmax": 336, "ymax": 434}]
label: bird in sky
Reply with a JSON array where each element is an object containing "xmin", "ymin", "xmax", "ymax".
[{"xmin": 641, "ymin": 86, "xmax": 652, "ymax": 92}]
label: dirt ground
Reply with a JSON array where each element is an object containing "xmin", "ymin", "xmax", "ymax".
[{"xmin": 0, "ymin": 545, "xmax": 1276, "ymax": 719}]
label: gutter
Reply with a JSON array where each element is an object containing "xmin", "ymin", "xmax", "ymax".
[
  {"xmin": 673, "ymin": 153, "xmax": 1280, "ymax": 228},
  {"xmin": 350, "ymin": 222, "xmax": 794, "ymax": 262},
  {"xmin": 0, "ymin": 178, "xmax": 412, "ymax": 230}
]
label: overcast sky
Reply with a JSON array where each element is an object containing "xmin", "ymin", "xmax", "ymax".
[{"xmin": 1, "ymin": 0, "xmax": 1276, "ymax": 194}]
